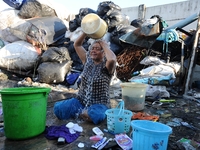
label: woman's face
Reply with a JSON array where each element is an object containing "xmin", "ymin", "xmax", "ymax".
[{"xmin": 90, "ymin": 42, "xmax": 104, "ymax": 62}]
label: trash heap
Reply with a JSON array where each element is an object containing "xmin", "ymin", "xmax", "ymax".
[{"xmin": 0, "ymin": 0, "xmax": 197, "ymax": 97}]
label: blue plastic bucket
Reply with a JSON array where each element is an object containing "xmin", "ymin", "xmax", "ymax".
[{"xmin": 131, "ymin": 120, "xmax": 172, "ymax": 150}]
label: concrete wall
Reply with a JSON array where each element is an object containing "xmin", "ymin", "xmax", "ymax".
[{"xmin": 122, "ymin": 0, "xmax": 200, "ymax": 31}]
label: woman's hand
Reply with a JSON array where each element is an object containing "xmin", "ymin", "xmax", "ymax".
[{"xmin": 97, "ymin": 40, "xmax": 110, "ymax": 50}]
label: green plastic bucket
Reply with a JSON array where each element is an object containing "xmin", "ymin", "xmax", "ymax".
[{"xmin": 0, "ymin": 87, "xmax": 51, "ymax": 140}]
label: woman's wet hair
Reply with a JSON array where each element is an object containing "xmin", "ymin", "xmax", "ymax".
[{"xmin": 89, "ymin": 39, "xmax": 103, "ymax": 51}]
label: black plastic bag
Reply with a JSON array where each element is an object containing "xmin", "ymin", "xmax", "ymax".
[
  {"xmin": 78, "ymin": 8, "xmax": 97, "ymax": 26},
  {"xmin": 131, "ymin": 18, "xmax": 145, "ymax": 28},
  {"xmin": 26, "ymin": 16, "xmax": 67, "ymax": 49},
  {"xmin": 64, "ymin": 41, "xmax": 86, "ymax": 71},
  {"xmin": 18, "ymin": 0, "xmax": 56, "ymax": 19},
  {"xmin": 97, "ymin": 1, "xmax": 121, "ymax": 17},
  {"xmin": 69, "ymin": 18, "xmax": 79, "ymax": 32},
  {"xmin": 111, "ymin": 24, "xmax": 135, "ymax": 45},
  {"xmin": 119, "ymin": 16, "xmax": 166, "ymax": 48},
  {"xmin": 69, "ymin": 8, "xmax": 96, "ymax": 32},
  {"xmin": 109, "ymin": 42, "xmax": 123, "ymax": 55},
  {"xmin": 103, "ymin": 10, "xmax": 129, "ymax": 32},
  {"xmin": 41, "ymin": 47, "xmax": 71, "ymax": 63},
  {"xmin": 3, "ymin": 0, "xmax": 25, "ymax": 10},
  {"xmin": 37, "ymin": 60, "xmax": 72, "ymax": 84}
]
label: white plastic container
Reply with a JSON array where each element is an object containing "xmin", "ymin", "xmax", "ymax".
[
  {"xmin": 81, "ymin": 13, "xmax": 108, "ymax": 39},
  {"xmin": 120, "ymin": 82, "xmax": 147, "ymax": 111}
]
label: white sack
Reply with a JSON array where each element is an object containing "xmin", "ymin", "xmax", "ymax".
[
  {"xmin": 0, "ymin": 8, "xmax": 23, "ymax": 42},
  {"xmin": 65, "ymin": 27, "xmax": 83, "ymax": 42},
  {"xmin": 140, "ymin": 62, "xmax": 181, "ymax": 78},
  {"xmin": 0, "ymin": 41, "xmax": 39, "ymax": 70},
  {"xmin": 146, "ymin": 85, "xmax": 170, "ymax": 98},
  {"xmin": 9, "ymin": 20, "xmax": 32, "ymax": 41},
  {"xmin": 140, "ymin": 56, "xmax": 166, "ymax": 65}
]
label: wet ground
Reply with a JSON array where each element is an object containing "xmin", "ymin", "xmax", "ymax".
[{"xmin": 0, "ymin": 70, "xmax": 200, "ymax": 150}]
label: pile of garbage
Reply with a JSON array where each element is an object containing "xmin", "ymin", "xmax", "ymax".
[{"xmin": 0, "ymin": 0, "xmax": 196, "ymax": 97}]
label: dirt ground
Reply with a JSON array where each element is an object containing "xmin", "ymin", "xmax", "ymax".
[{"xmin": 0, "ymin": 69, "xmax": 200, "ymax": 150}]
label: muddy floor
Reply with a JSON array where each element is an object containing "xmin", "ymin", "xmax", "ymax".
[{"xmin": 0, "ymin": 70, "xmax": 200, "ymax": 150}]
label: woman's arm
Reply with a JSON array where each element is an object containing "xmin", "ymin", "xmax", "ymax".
[
  {"xmin": 98, "ymin": 40, "xmax": 116, "ymax": 75},
  {"xmin": 73, "ymin": 32, "xmax": 87, "ymax": 64}
]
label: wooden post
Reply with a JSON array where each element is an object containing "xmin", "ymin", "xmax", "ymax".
[{"xmin": 184, "ymin": 12, "xmax": 200, "ymax": 94}]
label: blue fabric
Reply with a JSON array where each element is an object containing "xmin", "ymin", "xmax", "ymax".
[
  {"xmin": 54, "ymin": 98, "xmax": 84, "ymax": 120},
  {"xmin": 54, "ymin": 98, "xmax": 108, "ymax": 124},
  {"xmin": 157, "ymin": 29, "xmax": 179, "ymax": 43},
  {"xmin": 88, "ymin": 104, "xmax": 108, "ymax": 124},
  {"xmin": 130, "ymin": 74, "xmax": 175, "ymax": 85},
  {"xmin": 66, "ymin": 73, "xmax": 80, "ymax": 85}
]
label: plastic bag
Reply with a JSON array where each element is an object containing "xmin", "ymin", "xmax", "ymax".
[
  {"xmin": 2, "ymin": 11, "xmax": 66, "ymax": 49},
  {"xmin": 0, "ymin": 8, "xmax": 22, "ymax": 42},
  {"xmin": 134, "ymin": 15, "xmax": 167, "ymax": 37},
  {"xmin": 66, "ymin": 72, "xmax": 80, "ymax": 85},
  {"xmin": 111, "ymin": 24, "xmax": 135, "ymax": 45},
  {"xmin": 177, "ymin": 138, "xmax": 198, "ymax": 150},
  {"xmin": 26, "ymin": 16, "xmax": 67, "ymax": 49},
  {"xmin": 65, "ymin": 27, "xmax": 83, "ymax": 42},
  {"xmin": 97, "ymin": 1, "xmax": 121, "ymax": 17},
  {"xmin": 18, "ymin": 0, "xmax": 56, "ymax": 19},
  {"xmin": 9, "ymin": 20, "xmax": 32, "ymax": 41},
  {"xmin": 115, "ymin": 133, "xmax": 133, "ymax": 150},
  {"xmin": 131, "ymin": 18, "xmax": 145, "ymax": 28},
  {"xmin": 78, "ymin": 8, "xmax": 97, "ymax": 26},
  {"xmin": 0, "ymin": 41, "xmax": 39, "ymax": 71},
  {"xmin": 120, "ymin": 16, "xmax": 166, "ymax": 48},
  {"xmin": 66, "ymin": 41, "xmax": 84, "ymax": 71},
  {"xmin": 3, "ymin": 0, "xmax": 25, "ymax": 10},
  {"xmin": 37, "ymin": 60, "xmax": 72, "ymax": 84},
  {"xmin": 37, "ymin": 0, "xmax": 75, "ymax": 21},
  {"xmin": 0, "ymin": 39, "xmax": 5, "ymax": 49},
  {"xmin": 69, "ymin": 19, "xmax": 79, "ymax": 32},
  {"xmin": 41, "ymin": 47, "xmax": 71, "ymax": 63},
  {"xmin": 103, "ymin": 10, "xmax": 129, "ymax": 32}
]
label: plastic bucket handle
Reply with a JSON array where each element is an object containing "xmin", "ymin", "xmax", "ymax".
[{"xmin": 115, "ymin": 101, "xmax": 125, "ymax": 116}]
